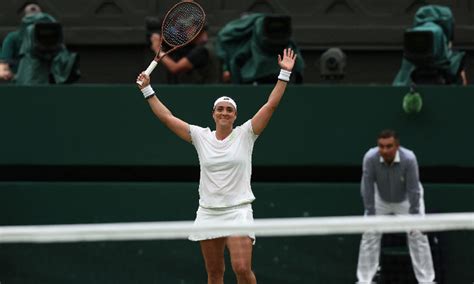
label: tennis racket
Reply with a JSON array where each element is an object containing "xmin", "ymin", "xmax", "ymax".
[{"xmin": 137, "ymin": 0, "xmax": 206, "ymax": 85}]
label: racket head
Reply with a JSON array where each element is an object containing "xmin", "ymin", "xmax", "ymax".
[{"xmin": 161, "ymin": 1, "xmax": 206, "ymax": 48}]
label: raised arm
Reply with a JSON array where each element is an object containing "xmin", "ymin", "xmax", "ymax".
[
  {"xmin": 251, "ymin": 48, "xmax": 296, "ymax": 135},
  {"xmin": 137, "ymin": 73, "xmax": 191, "ymax": 143}
]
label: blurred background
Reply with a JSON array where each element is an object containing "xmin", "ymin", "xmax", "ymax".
[{"xmin": 1, "ymin": 0, "xmax": 473, "ymax": 84}]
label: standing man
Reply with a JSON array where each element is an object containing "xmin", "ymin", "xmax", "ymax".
[{"xmin": 356, "ymin": 129, "xmax": 436, "ymax": 284}]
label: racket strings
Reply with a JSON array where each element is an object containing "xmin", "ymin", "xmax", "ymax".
[{"xmin": 162, "ymin": 2, "xmax": 205, "ymax": 47}]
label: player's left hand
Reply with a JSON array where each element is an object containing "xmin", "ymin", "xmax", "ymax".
[{"xmin": 278, "ymin": 48, "xmax": 297, "ymax": 72}]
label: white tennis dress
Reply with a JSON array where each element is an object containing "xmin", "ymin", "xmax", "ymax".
[{"xmin": 188, "ymin": 119, "xmax": 258, "ymax": 242}]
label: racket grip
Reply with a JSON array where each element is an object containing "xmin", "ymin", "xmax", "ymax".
[
  {"xmin": 137, "ymin": 60, "xmax": 158, "ymax": 85},
  {"xmin": 144, "ymin": 60, "xmax": 158, "ymax": 76}
]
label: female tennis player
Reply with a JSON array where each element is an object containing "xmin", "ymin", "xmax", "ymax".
[{"xmin": 136, "ymin": 48, "xmax": 296, "ymax": 284}]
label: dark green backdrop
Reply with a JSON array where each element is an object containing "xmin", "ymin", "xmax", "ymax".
[{"xmin": 1, "ymin": 85, "xmax": 473, "ymax": 166}]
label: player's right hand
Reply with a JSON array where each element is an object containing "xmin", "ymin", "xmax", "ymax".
[{"xmin": 136, "ymin": 72, "xmax": 150, "ymax": 89}]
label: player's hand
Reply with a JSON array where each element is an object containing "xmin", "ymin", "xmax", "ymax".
[
  {"xmin": 278, "ymin": 48, "xmax": 297, "ymax": 72},
  {"xmin": 136, "ymin": 72, "xmax": 150, "ymax": 89}
]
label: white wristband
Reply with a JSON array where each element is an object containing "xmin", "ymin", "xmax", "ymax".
[
  {"xmin": 141, "ymin": 85, "xmax": 155, "ymax": 99},
  {"xmin": 278, "ymin": 69, "xmax": 292, "ymax": 82}
]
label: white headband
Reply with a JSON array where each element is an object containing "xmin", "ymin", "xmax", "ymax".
[{"xmin": 213, "ymin": 96, "xmax": 237, "ymax": 110}]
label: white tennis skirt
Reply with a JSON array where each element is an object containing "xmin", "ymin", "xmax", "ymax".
[{"xmin": 188, "ymin": 203, "xmax": 255, "ymax": 244}]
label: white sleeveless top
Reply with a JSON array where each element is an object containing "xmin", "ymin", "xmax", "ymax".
[{"xmin": 189, "ymin": 120, "xmax": 258, "ymax": 208}]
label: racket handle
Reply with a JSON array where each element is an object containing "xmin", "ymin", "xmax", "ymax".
[
  {"xmin": 144, "ymin": 60, "xmax": 158, "ymax": 76},
  {"xmin": 137, "ymin": 60, "xmax": 158, "ymax": 85}
]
